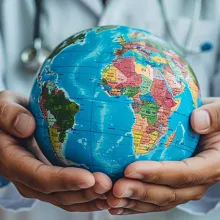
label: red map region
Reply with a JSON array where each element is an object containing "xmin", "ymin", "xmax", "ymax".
[
  {"xmin": 151, "ymin": 79, "xmax": 176, "ymax": 108},
  {"xmin": 112, "ymin": 57, "xmax": 142, "ymax": 88}
]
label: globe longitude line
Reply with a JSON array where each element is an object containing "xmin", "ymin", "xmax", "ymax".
[
  {"xmin": 95, "ymin": 48, "xmax": 120, "ymax": 176},
  {"xmin": 88, "ymin": 61, "xmax": 100, "ymax": 173}
]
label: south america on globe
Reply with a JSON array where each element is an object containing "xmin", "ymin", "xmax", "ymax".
[{"xmin": 29, "ymin": 25, "xmax": 202, "ymax": 181}]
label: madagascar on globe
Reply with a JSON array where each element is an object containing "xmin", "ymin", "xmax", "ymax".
[{"xmin": 29, "ymin": 25, "xmax": 202, "ymax": 181}]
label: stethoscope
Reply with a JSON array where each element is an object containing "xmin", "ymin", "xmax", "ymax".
[
  {"xmin": 20, "ymin": 0, "xmax": 214, "ymax": 73},
  {"xmin": 158, "ymin": 0, "xmax": 213, "ymax": 56},
  {"xmin": 20, "ymin": 0, "xmax": 51, "ymax": 73}
]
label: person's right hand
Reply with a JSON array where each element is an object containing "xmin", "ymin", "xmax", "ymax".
[{"xmin": 0, "ymin": 91, "xmax": 112, "ymax": 212}]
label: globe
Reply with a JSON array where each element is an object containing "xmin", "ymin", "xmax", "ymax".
[{"xmin": 29, "ymin": 25, "xmax": 201, "ymax": 181}]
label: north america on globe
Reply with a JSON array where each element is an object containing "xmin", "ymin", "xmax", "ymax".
[{"xmin": 29, "ymin": 25, "xmax": 201, "ymax": 180}]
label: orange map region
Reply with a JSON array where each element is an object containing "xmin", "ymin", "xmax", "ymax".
[{"xmin": 165, "ymin": 131, "xmax": 177, "ymax": 148}]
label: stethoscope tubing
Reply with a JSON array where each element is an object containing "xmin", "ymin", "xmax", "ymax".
[{"xmin": 158, "ymin": 0, "xmax": 213, "ymax": 56}]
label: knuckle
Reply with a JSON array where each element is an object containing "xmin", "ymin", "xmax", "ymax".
[
  {"xmin": 140, "ymin": 187, "xmax": 150, "ymax": 202},
  {"xmin": 173, "ymin": 175, "xmax": 198, "ymax": 188},
  {"xmin": 153, "ymin": 205, "xmax": 164, "ymax": 212},
  {"xmin": 151, "ymin": 174, "xmax": 161, "ymax": 184},
  {"xmin": 172, "ymin": 161, "xmax": 194, "ymax": 187},
  {"xmin": 153, "ymin": 205, "xmax": 174, "ymax": 212},
  {"xmin": 165, "ymin": 190, "xmax": 179, "ymax": 205},
  {"xmin": 34, "ymin": 164, "xmax": 52, "ymax": 193},
  {"xmin": 55, "ymin": 168, "xmax": 71, "ymax": 190},
  {"xmin": 51, "ymin": 193, "xmax": 64, "ymax": 205},
  {"xmin": 150, "ymin": 162, "xmax": 164, "ymax": 184}
]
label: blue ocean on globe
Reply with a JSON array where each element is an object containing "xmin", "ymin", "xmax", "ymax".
[{"xmin": 29, "ymin": 25, "xmax": 202, "ymax": 180}]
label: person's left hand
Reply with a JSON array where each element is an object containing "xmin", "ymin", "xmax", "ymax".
[{"xmin": 102, "ymin": 98, "xmax": 220, "ymax": 215}]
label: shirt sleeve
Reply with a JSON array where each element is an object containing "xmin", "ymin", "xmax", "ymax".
[
  {"xmin": 178, "ymin": 183, "xmax": 220, "ymax": 215},
  {"xmin": 0, "ymin": 183, "xmax": 36, "ymax": 211},
  {"xmin": 0, "ymin": 24, "xmax": 34, "ymax": 211}
]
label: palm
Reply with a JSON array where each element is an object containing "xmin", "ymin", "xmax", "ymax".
[{"xmin": 0, "ymin": 131, "xmax": 111, "ymax": 212}]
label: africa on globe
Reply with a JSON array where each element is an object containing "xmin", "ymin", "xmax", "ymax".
[{"xmin": 29, "ymin": 25, "xmax": 202, "ymax": 180}]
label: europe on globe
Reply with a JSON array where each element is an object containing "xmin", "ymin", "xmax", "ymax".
[{"xmin": 29, "ymin": 25, "xmax": 202, "ymax": 180}]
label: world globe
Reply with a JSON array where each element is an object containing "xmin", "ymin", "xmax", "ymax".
[{"xmin": 29, "ymin": 25, "xmax": 201, "ymax": 181}]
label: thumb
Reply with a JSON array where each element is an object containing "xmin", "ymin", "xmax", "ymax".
[
  {"xmin": 0, "ymin": 91, "xmax": 35, "ymax": 138},
  {"xmin": 191, "ymin": 98, "xmax": 220, "ymax": 134}
]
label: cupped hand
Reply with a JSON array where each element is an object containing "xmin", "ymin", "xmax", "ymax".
[
  {"xmin": 0, "ymin": 91, "xmax": 112, "ymax": 212},
  {"xmin": 106, "ymin": 98, "xmax": 220, "ymax": 215}
]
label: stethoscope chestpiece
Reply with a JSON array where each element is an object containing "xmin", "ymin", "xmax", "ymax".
[{"xmin": 20, "ymin": 38, "xmax": 51, "ymax": 73}]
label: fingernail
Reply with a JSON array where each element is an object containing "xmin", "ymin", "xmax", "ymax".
[
  {"xmin": 78, "ymin": 182, "xmax": 91, "ymax": 189},
  {"xmin": 116, "ymin": 209, "xmax": 124, "ymax": 215},
  {"xmin": 96, "ymin": 201, "xmax": 109, "ymax": 210},
  {"xmin": 94, "ymin": 181, "xmax": 111, "ymax": 194},
  {"xmin": 125, "ymin": 171, "xmax": 144, "ymax": 179},
  {"xmin": 115, "ymin": 199, "xmax": 128, "ymax": 208},
  {"xmin": 194, "ymin": 110, "xmax": 210, "ymax": 131},
  {"xmin": 14, "ymin": 113, "xmax": 32, "ymax": 135},
  {"xmin": 121, "ymin": 189, "xmax": 133, "ymax": 198}
]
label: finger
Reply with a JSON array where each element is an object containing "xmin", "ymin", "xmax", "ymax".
[
  {"xmin": 0, "ymin": 91, "xmax": 35, "ymax": 138},
  {"xmin": 202, "ymin": 98, "xmax": 219, "ymax": 105},
  {"xmin": 191, "ymin": 98, "xmax": 220, "ymax": 134},
  {"xmin": 0, "ymin": 134, "xmax": 95, "ymax": 193},
  {"xmin": 92, "ymin": 172, "xmax": 112, "ymax": 194},
  {"xmin": 15, "ymin": 182, "xmax": 106, "ymax": 212},
  {"xmin": 14, "ymin": 181, "xmax": 63, "ymax": 205},
  {"xmin": 109, "ymin": 208, "xmax": 141, "ymax": 215},
  {"xmin": 109, "ymin": 179, "xmax": 207, "ymax": 207},
  {"xmin": 57, "ymin": 199, "xmax": 106, "ymax": 212},
  {"xmin": 124, "ymin": 158, "xmax": 217, "ymax": 187},
  {"xmin": 96, "ymin": 199, "xmax": 111, "ymax": 210},
  {"xmin": 109, "ymin": 203, "xmax": 175, "ymax": 215},
  {"xmin": 50, "ymin": 173, "xmax": 112, "ymax": 205},
  {"xmin": 15, "ymin": 180, "xmax": 109, "ymax": 208}
]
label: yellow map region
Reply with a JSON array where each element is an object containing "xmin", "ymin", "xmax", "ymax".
[
  {"xmin": 165, "ymin": 131, "xmax": 176, "ymax": 148},
  {"xmin": 171, "ymin": 98, "xmax": 181, "ymax": 112},
  {"xmin": 103, "ymin": 66, "xmax": 117, "ymax": 82},
  {"xmin": 134, "ymin": 62, "xmax": 153, "ymax": 80},
  {"xmin": 49, "ymin": 127, "xmax": 73, "ymax": 166},
  {"xmin": 151, "ymin": 56, "xmax": 168, "ymax": 64},
  {"xmin": 133, "ymin": 129, "xmax": 144, "ymax": 154},
  {"xmin": 188, "ymin": 79, "xmax": 199, "ymax": 108},
  {"xmin": 133, "ymin": 128, "xmax": 159, "ymax": 154}
]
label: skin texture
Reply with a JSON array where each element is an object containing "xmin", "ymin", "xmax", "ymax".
[{"xmin": 0, "ymin": 91, "xmax": 220, "ymax": 215}]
